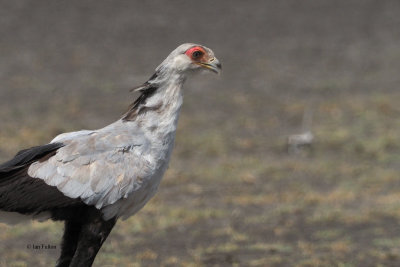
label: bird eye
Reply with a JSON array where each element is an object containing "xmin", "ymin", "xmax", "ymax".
[{"xmin": 192, "ymin": 50, "xmax": 203, "ymax": 59}]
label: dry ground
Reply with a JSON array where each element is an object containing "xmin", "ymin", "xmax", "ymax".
[{"xmin": 1, "ymin": 1, "xmax": 400, "ymax": 266}]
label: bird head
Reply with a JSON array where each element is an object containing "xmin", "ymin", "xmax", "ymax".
[
  {"xmin": 156, "ymin": 43, "xmax": 221, "ymax": 75},
  {"xmin": 124, "ymin": 43, "xmax": 221, "ymax": 121}
]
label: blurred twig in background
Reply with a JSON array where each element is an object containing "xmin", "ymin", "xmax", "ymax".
[{"xmin": 288, "ymin": 107, "xmax": 314, "ymax": 154}]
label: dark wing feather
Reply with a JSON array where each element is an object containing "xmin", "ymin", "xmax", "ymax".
[
  {"xmin": 0, "ymin": 143, "xmax": 85, "ymax": 217},
  {"xmin": 0, "ymin": 143, "xmax": 64, "ymax": 178}
]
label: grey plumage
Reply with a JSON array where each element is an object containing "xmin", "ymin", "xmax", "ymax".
[{"xmin": 0, "ymin": 43, "xmax": 221, "ymax": 266}]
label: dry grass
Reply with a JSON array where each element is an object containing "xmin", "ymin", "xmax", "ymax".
[
  {"xmin": 2, "ymin": 92, "xmax": 400, "ymax": 266},
  {"xmin": 2, "ymin": 1, "xmax": 400, "ymax": 266}
]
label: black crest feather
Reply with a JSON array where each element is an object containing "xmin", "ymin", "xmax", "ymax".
[{"xmin": 122, "ymin": 72, "xmax": 159, "ymax": 121}]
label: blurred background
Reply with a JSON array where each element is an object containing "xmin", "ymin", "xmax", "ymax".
[{"xmin": 1, "ymin": 0, "xmax": 400, "ymax": 266}]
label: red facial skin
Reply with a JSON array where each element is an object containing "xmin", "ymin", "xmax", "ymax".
[{"xmin": 185, "ymin": 46, "xmax": 208, "ymax": 62}]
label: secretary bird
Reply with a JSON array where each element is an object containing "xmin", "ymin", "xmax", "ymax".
[{"xmin": 0, "ymin": 43, "xmax": 221, "ymax": 266}]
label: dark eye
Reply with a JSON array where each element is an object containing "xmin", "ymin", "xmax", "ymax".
[{"xmin": 192, "ymin": 50, "xmax": 203, "ymax": 59}]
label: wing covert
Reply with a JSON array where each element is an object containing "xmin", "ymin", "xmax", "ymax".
[{"xmin": 28, "ymin": 128, "xmax": 154, "ymax": 209}]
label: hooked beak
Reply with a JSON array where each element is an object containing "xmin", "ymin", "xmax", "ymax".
[{"xmin": 197, "ymin": 57, "xmax": 222, "ymax": 74}]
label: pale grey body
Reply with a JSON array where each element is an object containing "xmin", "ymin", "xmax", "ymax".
[
  {"xmin": 22, "ymin": 43, "xmax": 220, "ymax": 221},
  {"xmin": 0, "ymin": 43, "xmax": 221, "ymax": 267},
  {"xmin": 28, "ymin": 73, "xmax": 183, "ymax": 220}
]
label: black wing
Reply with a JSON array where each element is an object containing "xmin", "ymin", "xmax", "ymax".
[
  {"xmin": 0, "ymin": 143, "xmax": 64, "ymax": 183},
  {"xmin": 0, "ymin": 143, "xmax": 85, "ymax": 218}
]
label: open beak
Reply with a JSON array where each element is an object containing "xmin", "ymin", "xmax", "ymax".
[{"xmin": 197, "ymin": 58, "xmax": 222, "ymax": 74}]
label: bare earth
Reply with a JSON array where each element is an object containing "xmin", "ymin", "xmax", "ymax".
[{"xmin": 1, "ymin": 1, "xmax": 400, "ymax": 266}]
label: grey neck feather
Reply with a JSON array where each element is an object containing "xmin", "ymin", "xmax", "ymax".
[{"xmin": 122, "ymin": 69, "xmax": 185, "ymax": 123}]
